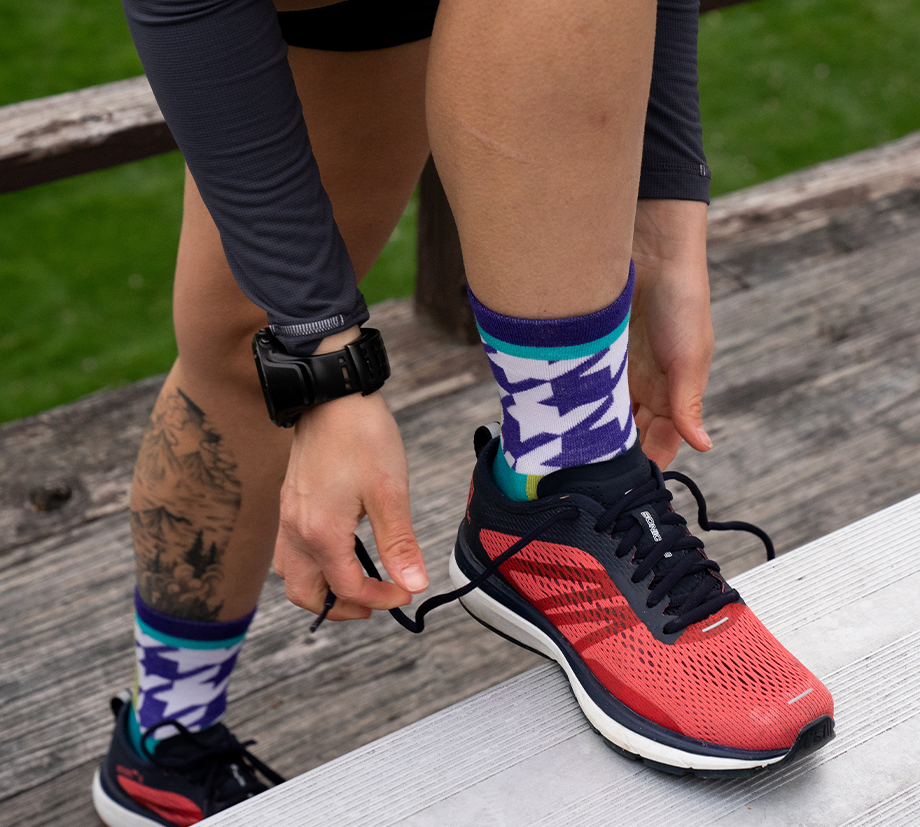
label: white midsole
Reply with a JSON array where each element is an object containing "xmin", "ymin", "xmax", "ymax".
[
  {"xmin": 449, "ymin": 548, "xmax": 785, "ymax": 772},
  {"xmin": 92, "ymin": 768, "xmax": 164, "ymax": 827}
]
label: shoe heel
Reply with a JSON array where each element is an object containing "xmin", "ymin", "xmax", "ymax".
[{"xmin": 449, "ymin": 547, "xmax": 560, "ymax": 661}]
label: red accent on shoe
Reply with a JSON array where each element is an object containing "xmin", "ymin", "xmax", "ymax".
[
  {"xmin": 115, "ymin": 765, "xmax": 144, "ymax": 784},
  {"xmin": 117, "ymin": 775, "xmax": 205, "ymax": 827}
]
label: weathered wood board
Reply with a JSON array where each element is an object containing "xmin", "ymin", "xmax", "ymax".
[
  {"xmin": 0, "ymin": 76, "xmax": 177, "ymax": 194},
  {"xmin": 0, "ymin": 1, "xmax": 751, "ymax": 195},
  {"xmin": 2, "ymin": 131, "xmax": 920, "ymax": 826}
]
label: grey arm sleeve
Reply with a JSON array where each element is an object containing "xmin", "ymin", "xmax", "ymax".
[
  {"xmin": 122, "ymin": 0, "xmax": 368, "ymax": 355},
  {"xmin": 640, "ymin": 0, "xmax": 711, "ymax": 203}
]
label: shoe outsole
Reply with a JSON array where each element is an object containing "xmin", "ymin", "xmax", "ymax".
[
  {"xmin": 597, "ymin": 715, "xmax": 835, "ymax": 779},
  {"xmin": 450, "ymin": 546, "xmax": 835, "ymax": 777}
]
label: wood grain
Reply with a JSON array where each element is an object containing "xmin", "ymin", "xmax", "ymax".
[{"xmin": 0, "ymin": 76, "xmax": 177, "ymax": 194}]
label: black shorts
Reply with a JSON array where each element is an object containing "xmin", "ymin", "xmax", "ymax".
[{"xmin": 278, "ymin": 0, "xmax": 440, "ymax": 51}]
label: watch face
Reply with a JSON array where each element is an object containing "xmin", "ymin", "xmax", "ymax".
[{"xmin": 253, "ymin": 331, "xmax": 312, "ymax": 426}]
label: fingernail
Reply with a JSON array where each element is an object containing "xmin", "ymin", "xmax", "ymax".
[
  {"xmin": 697, "ymin": 426, "xmax": 713, "ymax": 450},
  {"xmin": 402, "ymin": 565, "xmax": 428, "ymax": 592}
]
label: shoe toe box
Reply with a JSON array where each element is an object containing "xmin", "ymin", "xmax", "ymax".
[{"xmin": 583, "ymin": 602, "xmax": 834, "ymax": 752}]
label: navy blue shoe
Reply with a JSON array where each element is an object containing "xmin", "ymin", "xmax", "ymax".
[{"xmin": 92, "ymin": 691, "xmax": 283, "ymax": 826}]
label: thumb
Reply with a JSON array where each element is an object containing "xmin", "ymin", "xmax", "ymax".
[
  {"xmin": 367, "ymin": 482, "xmax": 428, "ymax": 594},
  {"xmin": 668, "ymin": 358, "xmax": 713, "ymax": 454}
]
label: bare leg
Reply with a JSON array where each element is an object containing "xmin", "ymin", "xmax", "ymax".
[
  {"xmin": 427, "ymin": 0, "xmax": 656, "ymax": 316},
  {"xmin": 131, "ymin": 40, "xmax": 431, "ymax": 622}
]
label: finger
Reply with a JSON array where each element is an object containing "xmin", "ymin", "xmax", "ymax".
[
  {"xmin": 635, "ymin": 405, "xmax": 683, "ymax": 469},
  {"xmin": 281, "ymin": 561, "xmax": 371, "ymax": 620},
  {"xmin": 633, "ymin": 401, "xmax": 656, "ymax": 445},
  {"xmin": 277, "ymin": 499, "xmax": 412, "ymax": 611},
  {"xmin": 666, "ymin": 363, "xmax": 712, "ymax": 454},
  {"xmin": 366, "ymin": 476, "xmax": 428, "ymax": 594},
  {"xmin": 321, "ymin": 547, "xmax": 414, "ymax": 609},
  {"xmin": 274, "ymin": 523, "xmax": 376, "ymax": 618}
]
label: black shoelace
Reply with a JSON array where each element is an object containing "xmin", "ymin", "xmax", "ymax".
[
  {"xmin": 311, "ymin": 465, "xmax": 773, "ymax": 637},
  {"xmin": 141, "ymin": 719, "xmax": 285, "ymax": 811}
]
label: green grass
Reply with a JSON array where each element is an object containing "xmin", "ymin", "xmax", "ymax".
[
  {"xmin": 699, "ymin": 0, "xmax": 920, "ymax": 195},
  {"xmin": 0, "ymin": 156, "xmax": 185, "ymax": 419},
  {"xmin": 0, "ymin": 159, "xmax": 417, "ymax": 423},
  {"xmin": 2, "ymin": 0, "xmax": 919, "ymax": 422}
]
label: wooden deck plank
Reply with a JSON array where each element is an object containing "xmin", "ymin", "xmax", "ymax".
[
  {"xmin": 2, "ymin": 133, "xmax": 920, "ymax": 825},
  {"xmin": 0, "ymin": 77, "xmax": 177, "ymax": 194}
]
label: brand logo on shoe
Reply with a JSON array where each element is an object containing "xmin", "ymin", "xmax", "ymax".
[
  {"xmin": 116, "ymin": 765, "xmax": 143, "ymax": 784},
  {"xmin": 640, "ymin": 510, "xmax": 662, "ymax": 542},
  {"xmin": 231, "ymin": 763, "xmax": 247, "ymax": 788}
]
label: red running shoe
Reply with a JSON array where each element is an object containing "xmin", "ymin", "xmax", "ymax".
[{"xmin": 450, "ymin": 434, "xmax": 834, "ymax": 777}]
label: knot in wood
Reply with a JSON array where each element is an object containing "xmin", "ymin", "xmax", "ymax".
[{"xmin": 28, "ymin": 480, "xmax": 73, "ymax": 513}]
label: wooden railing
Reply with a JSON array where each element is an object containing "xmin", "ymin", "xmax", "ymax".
[{"xmin": 0, "ymin": 0, "xmax": 750, "ymax": 341}]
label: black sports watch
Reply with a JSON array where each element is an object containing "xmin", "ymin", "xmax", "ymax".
[{"xmin": 252, "ymin": 327, "xmax": 390, "ymax": 427}]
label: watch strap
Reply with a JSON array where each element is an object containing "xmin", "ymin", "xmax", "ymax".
[
  {"xmin": 307, "ymin": 327, "xmax": 390, "ymax": 406},
  {"xmin": 253, "ymin": 327, "xmax": 390, "ymax": 427}
]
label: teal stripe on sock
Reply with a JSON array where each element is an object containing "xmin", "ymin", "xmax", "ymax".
[
  {"xmin": 477, "ymin": 313, "xmax": 629, "ymax": 361},
  {"xmin": 492, "ymin": 447, "xmax": 539, "ymax": 502},
  {"xmin": 127, "ymin": 704, "xmax": 153, "ymax": 756},
  {"xmin": 136, "ymin": 616, "xmax": 247, "ymax": 650}
]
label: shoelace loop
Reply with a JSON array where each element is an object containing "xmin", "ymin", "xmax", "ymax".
[
  {"xmin": 311, "ymin": 467, "xmax": 773, "ymax": 637},
  {"xmin": 589, "ymin": 465, "xmax": 774, "ymax": 633}
]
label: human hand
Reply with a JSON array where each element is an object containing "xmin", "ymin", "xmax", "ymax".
[
  {"xmin": 273, "ymin": 329, "xmax": 427, "ymax": 621},
  {"xmin": 629, "ymin": 199, "xmax": 714, "ymax": 469}
]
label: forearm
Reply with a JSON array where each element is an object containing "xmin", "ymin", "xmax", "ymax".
[
  {"xmin": 632, "ymin": 199, "xmax": 707, "ymax": 268},
  {"xmin": 639, "ymin": 0, "xmax": 710, "ymax": 204},
  {"xmin": 122, "ymin": 0, "xmax": 367, "ymax": 355}
]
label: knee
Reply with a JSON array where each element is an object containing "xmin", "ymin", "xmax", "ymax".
[{"xmin": 173, "ymin": 287, "xmax": 267, "ymax": 399}]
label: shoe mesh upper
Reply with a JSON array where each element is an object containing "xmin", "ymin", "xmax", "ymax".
[{"xmin": 480, "ymin": 529, "xmax": 833, "ymax": 751}]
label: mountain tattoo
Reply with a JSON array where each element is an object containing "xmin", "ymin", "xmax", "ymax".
[{"xmin": 131, "ymin": 388, "xmax": 242, "ymax": 620}]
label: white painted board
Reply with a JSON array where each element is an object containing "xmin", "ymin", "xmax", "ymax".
[{"xmin": 203, "ymin": 495, "xmax": 920, "ymax": 827}]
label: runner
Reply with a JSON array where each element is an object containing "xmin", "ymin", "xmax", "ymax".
[{"xmin": 93, "ymin": 2, "xmax": 833, "ymax": 824}]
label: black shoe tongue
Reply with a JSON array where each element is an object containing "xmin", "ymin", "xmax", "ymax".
[
  {"xmin": 155, "ymin": 725, "xmax": 267, "ymax": 808},
  {"xmin": 154, "ymin": 722, "xmax": 227, "ymax": 759},
  {"xmin": 536, "ymin": 441, "xmax": 653, "ymax": 509},
  {"xmin": 537, "ymin": 442, "xmax": 716, "ymax": 608}
]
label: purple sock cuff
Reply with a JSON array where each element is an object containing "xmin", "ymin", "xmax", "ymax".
[
  {"xmin": 134, "ymin": 589, "xmax": 256, "ymax": 642},
  {"xmin": 468, "ymin": 261, "xmax": 634, "ymax": 348}
]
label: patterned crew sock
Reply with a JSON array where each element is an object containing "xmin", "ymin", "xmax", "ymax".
[
  {"xmin": 469, "ymin": 263, "xmax": 637, "ymax": 501},
  {"xmin": 129, "ymin": 590, "xmax": 255, "ymax": 757}
]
